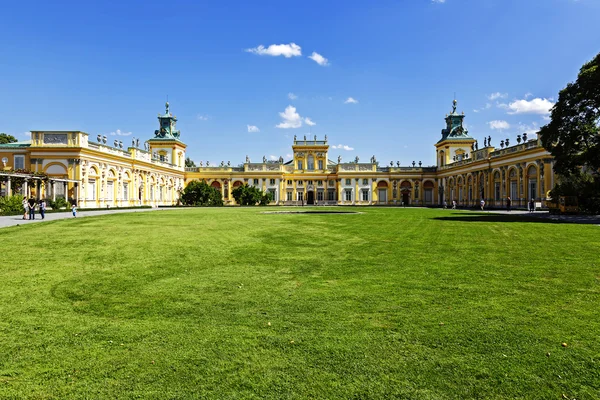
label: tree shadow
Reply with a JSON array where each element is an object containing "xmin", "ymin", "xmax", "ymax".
[{"xmin": 432, "ymin": 212, "xmax": 600, "ymax": 225}]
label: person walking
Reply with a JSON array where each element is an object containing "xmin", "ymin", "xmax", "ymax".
[
  {"xmin": 506, "ymin": 196, "xmax": 512, "ymax": 212},
  {"xmin": 452, "ymin": 200, "xmax": 457, "ymax": 209},
  {"xmin": 39, "ymin": 199, "xmax": 46, "ymax": 220},
  {"xmin": 480, "ymin": 198, "xmax": 485, "ymax": 211},
  {"xmin": 71, "ymin": 202, "xmax": 77, "ymax": 217},
  {"xmin": 28, "ymin": 196, "xmax": 36, "ymax": 220},
  {"xmin": 443, "ymin": 200, "xmax": 447, "ymax": 209},
  {"xmin": 22, "ymin": 196, "xmax": 28, "ymax": 220},
  {"xmin": 529, "ymin": 198, "xmax": 535, "ymax": 213}
]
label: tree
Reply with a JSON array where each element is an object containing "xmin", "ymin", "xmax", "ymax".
[
  {"xmin": 0, "ymin": 133, "xmax": 18, "ymax": 144},
  {"xmin": 185, "ymin": 157, "xmax": 196, "ymax": 168},
  {"xmin": 231, "ymin": 184, "xmax": 272, "ymax": 206},
  {"xmin": 540, "ymin": 52, "xmax": 600, "ymax": 212},
  {"xmin": 180, "ymin": 180, "xmax": 223, "ymax": 206}
]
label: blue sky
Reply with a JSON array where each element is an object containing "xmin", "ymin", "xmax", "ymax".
[{"xmin": 1, "ymin": 0, "xmax": 599, "ymax": 166}]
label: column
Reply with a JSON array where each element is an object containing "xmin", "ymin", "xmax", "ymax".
[
  {"xmin": 63, "ymin": 182, "xmax": 68, "ymax": 202},
  {"xmin": 23, "ymin": 179, "xmax": 28, "ymax": 197},
  {"xmin": 6, "ymin": 177, "xmax": 11, "ymax": 197}
]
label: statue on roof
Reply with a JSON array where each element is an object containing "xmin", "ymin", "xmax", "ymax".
[
  {"xmin": 294, "ymin": 135, "xmax": 297, "ymax": 141},
  {"xmin": 452, "ymin": 99, "xmax": 457, "ymax": 114},
  {"xmin": 263, "ymin": 155, "xmax": 267, "ymax": 163},
  {"xmin": 337, "ymin": 155, "xmax": 341, "ymax": 163},
  {"xmin": 246, "ymin": 155, "xmax": 250, "ymax": 163}
]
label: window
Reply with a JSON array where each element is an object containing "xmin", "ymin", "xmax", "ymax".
[
  {"xmin": 308, "ymin": 180, "xmax": 313, "ymax": 185},
  {"xmin": 297, "ymin": 180, "xmax": 303, "ymax": 186},
  {"xmin": 328, "ymin": 190, "xmax": 335, "ymax": 201},
  {"xmin": 123, "ymin": 182, "xmax": 129, "ymax": 200},
  {"xmin": 269, "ymin": 179, "xmax": 275, "ymax": 185},
  {"xmin": 298, "ymin": 192, "xmax": 304, "ymax": 201},
  {"xmin": 317, "ymin": 191, "xmax": 324, "ymax": 201},
  {"xmin": 362, "ymin": 179, "xmax": 368, "ymax": 185},
  {"xmin": 318, "ymin": 160, "xmax": 323, "ymax": 170},
  {"xmin": 345, "ymin": 190, "xmax": 352, "ymax": 201},
  {"xmin": 287, "ymin": 180, "xmax": 292, "ymax": 185},
  {"xmin": 495, "ymin": 183, "xmax": 501, "ymax": 200},
  {"xmin": 88, "ymin": 179, "xmax": 96, "ymax": 200},
  {"xmin": 362, "ymin": 190, "xmax": 369, "ymax": 201},
  {"xmin": 160, "ymin": 155, "xmax": 165, "ymax": 162},
  {"xmin": 297, "ymin": 161, "xmax": 303, "ymax": 170},
  {"xmin": 287, "ymin": 191, "xmax": 293, "ymax": 201},
  {"xmin": 14, "ymin": 155, "xmax": 25, "ymax": 170},
  {"xmin": 107, "ymin": 181, "xmax": 114, "ymax": 201},
  {"xmin": 253, "ymin": 179, "xmax": 259, "ymax": 185},
  {"xmin": 345, "ymin": 179, "xmax": 351, "ymax": 186},
  {"xmin": 307, "ymin": 155, "xmax": 314, "ymax": 170},
  {"xmin": 268, "ymin": 189, "xmax": 276, "ymax": 201},
  {"xmin": 329, "ymin": 180, "xmax": 335, "ymax": 187},
  {"xmin": 317, "ymin": 180, "xmax": 323, "ymax": 186}
]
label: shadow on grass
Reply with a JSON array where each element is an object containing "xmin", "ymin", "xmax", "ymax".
[{"xmin": 432, "ymin": 212, "xmax": 600, "ymax": 225}]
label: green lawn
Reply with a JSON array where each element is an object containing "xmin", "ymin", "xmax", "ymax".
[{"xmin": 0, "ymin": 208, "xmax": 598, "ymax": 399}]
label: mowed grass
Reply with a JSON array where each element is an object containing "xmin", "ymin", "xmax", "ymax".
[{"xmin": 0, "ymin": 208, "xmax": 598, "ymax": 399}]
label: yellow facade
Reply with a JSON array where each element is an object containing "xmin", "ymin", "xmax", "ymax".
[{"xmin": 0, "ymin": 102, "xmax": 555, "ymax": 208}]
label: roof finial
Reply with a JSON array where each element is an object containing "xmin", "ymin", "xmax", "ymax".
[
  {"xmin": 166, "ymin": 95, "xmax": 170, "ymax": 114},
  {"xmin": 452, "ymin": 98, "xmax": 457, "ymax": 114}
]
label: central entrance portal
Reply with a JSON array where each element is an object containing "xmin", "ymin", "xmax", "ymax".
[{"xmin": 307, "ymin": 190, "xmax": 315, "ymax": 205}]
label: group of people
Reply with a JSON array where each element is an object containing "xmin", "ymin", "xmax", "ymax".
[
  {"xmin": 443, "ymin": 197, "xmax": 537, "ymax": 212},
  {"xmin": 21, "ymin": 196, "xmax": 77, "ymax": 220}
]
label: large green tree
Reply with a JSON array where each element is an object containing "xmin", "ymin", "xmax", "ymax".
[
  {"xmin": 185, "ymin": 157, "xmax": 196, "ymax": 168},
  {"xmin": 539, "ymin": 52, "xmax": 600, "ymax": 212},
  {"xmin": 231, "ymin": 184, "xmax": 272, "ymax": 206},
  {"xmin": 180, "ymin": 180, "xmax": 223, "ymax": 206},
  {"xmin": 0, "ymin": 133, "xmax": 18, "ymax": 144}
]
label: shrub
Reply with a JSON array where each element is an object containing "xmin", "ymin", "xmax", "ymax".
[
  {"xmin": 0, "ymin": 195, "xmax": 26, "ymax": 216},
  {"xmin": 48, "ymin": 197, "xmax": 70, "ymax": 210}
]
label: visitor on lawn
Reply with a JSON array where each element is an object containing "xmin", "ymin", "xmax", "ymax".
[
  {"xmin": 39, "ymin": 199, "xmax": 46, "ymax": 220},
  {"xmin": 529, "ymin": 199, "xmax": 535, "ymax": 213},
  {"xmin": 28, "ymin": 196, "xmax": 36, "ymax": 220},
  {"xmin": 480, "ymin": 198, "xmax": 485, "ymax": 211},
  {"xmin": 506, "ymin": 196, "xmax": 511, "ymax": 212},
  {"xmin": 71, "ymin": 203, "xmax": 77, "ymax": 218},
  {"xmin": 22, "ymin": 196, "xmax": 28, "ymax": 220}
]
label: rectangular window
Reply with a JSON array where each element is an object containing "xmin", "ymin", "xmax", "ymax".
[
  {"xmin": 123, "ymin": 182, "xmax": 129, "ymax": 200},
  {"xmin": 107, "ymin": 181, "xmax": 114, "ymax": 201},
  {"xmin": 253, "ymin": 179, "xmax": 259, "ymax": 185},
  {"xmin": 495, "ymin": 183, "xmax": 500, "ymax": 201},
  {"xmin": 269, "ymin": 179, "xmax": 275, "ymax": 185},
  {"xmin": 362, "ymin": 179, "xmax": 368, "ymax": 185},
  {"xmin": 297, "ymin": 180, "xmax": 303, "ymax": 186},
  {"xmin": 298, "ymin": 192, "xmax": 304, "ymax": 201},
  {"xmin": 362, "ymin": 190, "xmax": 369, "ymax": 201},
  {"xmin": 88, "ymin": 179, "xmax": 96, "ymax": 200},
  {"xmin": 317, "ymin": 180, "xmax": 323, "ymax": 186},
  {"xmin": 14, "ymin": 155, "xmax": 25, "ymax": 170},
  {"xmin": 268, "ymin": 189, "xmax": 276, "ymax": 202},
  {"xmin": 308, "ymin": 180, "xmax": 313, "ymax": 185},
  {"xmin": 328, "ymin": 190, "xmax": 335, "ymax": 201},
  {"xmin": 345, "ymin": 190, "xmax": 352, "ymax": 201},
  {"xmin": 329, "ymin": 180, "xmax": 335, "ymax": 187},
  {"xmin": 298, "ymin": 161, "xmax": 303, "ymax": 170},
  {"xmin": 287, "ymin": 180, "xmax": 292, "ymax": 185},
  {"xmin": 318, "ymin": 160, "xmax": 323, "ymax": 169},
  {"xmin": 345, "ymin": 179, "xmax": 351, "ymax": 186},
  {"xmin": 287, "ymin": 191, "xmax": 292, "ymax": 201},
  {"xmin": 317, "ymin": 191, "xmax": 324, "ymax": 201}
]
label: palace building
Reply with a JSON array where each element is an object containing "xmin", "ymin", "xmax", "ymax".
[{"xmin": 0, "ymin": 100, "xmax": 555, "ymax": 209}]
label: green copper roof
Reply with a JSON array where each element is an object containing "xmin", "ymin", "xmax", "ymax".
[
  {"xmin": 437, "ymin": 99, "xmax": 474, "ymax": 144},
  {"xmin": 0, "ymin": 140, "xmax": 31, "ymax": 148},
  {"xmin": 154, "ymin": 102, "xmax": 181, "ymax": 140}
]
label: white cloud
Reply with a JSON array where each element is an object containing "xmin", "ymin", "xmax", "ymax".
[
  {"xmin": 286, "ymin": 153, "xmax": 292, "ymax": 159},
  {"xmin": 110, "ymin": 129, "xmax": 132, "ymax": 136},
  {"xmin": 542, "ymin": 115, "xmax": 551, "ymax": 121},
  {"xmin": 24, "ymin": 131, "xmax": 31, "ymax": 137},
  {"xmin": 245, "ymin": 43, "xmax": 302, "ymax": 58},
  {"xmin": 269, "ymin": 155, "xmax": 277, "ymax": 160},
  {"xmin": 288, "ymin": 92, "xmax": 298, "ymax": 100},
  {"xmin": 344, "ymin": 97, "xmax": 359, "ymax": 104},
  {"xmin": 516, "ymin": 122, "xmax": 539, "ymax": 135},
  {"xmin": 331, "ymin": 144, "xmax": 354, "ymax": 151},
  {"xmin": 473, "ymin": 109, "xmax": 479, "ymax": 113},
  {"xmin": 276, "ymin": 105, "xmax": 303, "ymax": 129},
  {"xmin": 432, "ymin": 0, "xmax": 446, "ymax": 3},
  {"xmin": 308, "ymin": 52, "xmax": 329, "ymax": 66},
  {"xmin": 488, "ymin": 92, "xmax": 508, "ymax": 100},
  {"xmin": 247, "ymin": 125, "xmax": 260, "ymax": 133},
  {"xmin": 304, "ymin": 117, "xmax": 316, "ymax": 126},
  {"xmin": 197, "ymin": 114, "xmax": 209, "ymax": 121},
  {"xmin": 524, "ymin": 92, "xmax": 533, "ymax": 99},
  {"xmin": 488, "ymin": 120, "xmax": 511, "ymax": 130},
  {"xmin": 507, "ymin": 98, "xmax": 554, "ymax": 115}
]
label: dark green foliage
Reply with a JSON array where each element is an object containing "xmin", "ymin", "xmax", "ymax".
[
  {"xmin": 180, "ymin": 180, "xmax": 223, "ymax": 206},
  {"xmin": 231, "ymin": 184, "xmax": 272, "ymax": 206},
  {"xmin": 540, "ymin": 52, "xmax": 600, "ymax": 212},
  {"xmin": 0, "ymin": 195, "xmax": 25, "ymax": 215},
  {"xmin": 184, "ymin": 157, "xmax": 196, "ymax": 168},
  {"xmin": 48, "ymin": 197, "xmax": 70, "ymax": 210},
  {"xmin": 0, "ymin": 133, "xmax": 18, "ymax": 144}
]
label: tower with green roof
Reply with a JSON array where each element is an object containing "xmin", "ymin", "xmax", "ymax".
[
  {"xmin": 435, "ymin": 99, "xmax": 475, "ymax": 167},
  {"xmin": 147, "ymin": 102, "xmax": 187, "ymax": 169}
]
